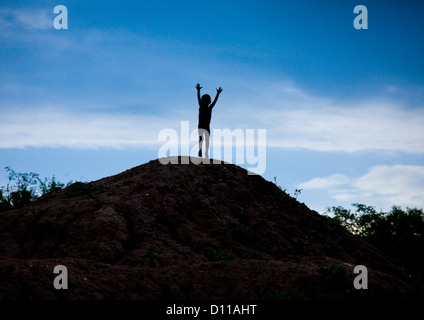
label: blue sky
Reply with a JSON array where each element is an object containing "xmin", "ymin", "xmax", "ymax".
[{"xmin": 1, "ymin": 0, "xmax": 424, "ymax": 213}]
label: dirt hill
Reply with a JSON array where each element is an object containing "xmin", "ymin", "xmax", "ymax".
[{"xmin": 0, "ymin": 156, "xmax": 422, "ymax": 299}]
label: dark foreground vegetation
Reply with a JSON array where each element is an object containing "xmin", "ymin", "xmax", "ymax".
[{"xmin": 325, "ymin": 203, "xmax": 424, "ymax": 273}]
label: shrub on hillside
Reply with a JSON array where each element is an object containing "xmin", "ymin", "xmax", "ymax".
[
  {"xmin": 0, "ymin": 167, "xmax": 67, "ymax": 212},
  {"xmin": 325, "ymin": 203, "xmax": 424, "ymax": 272}
]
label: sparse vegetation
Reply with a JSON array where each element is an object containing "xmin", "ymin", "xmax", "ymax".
[
  {"xmin": 273, "ymin": 176, "xmax": 287, "ymax": 194},
  {"xmin": 0, "ymin": 167, "xmax": 68, "ymax": 212},
  {"xmin": 0, "ymin": 167, "xmax": 108, "ymax": 211},
  {"xmin": 0, "ymin": 189, "xmax": 12, "ymax": 212},
  {"xmin": 293, "ymin": 188, "xmax": 302, "ymax": 199},
  {"xmin": 325, "ymin": 203, "xmax": 424, "ymax": 271},
  {"xmin": 272, "ymin": 177, "xmax": 302, "ymax": 200}
]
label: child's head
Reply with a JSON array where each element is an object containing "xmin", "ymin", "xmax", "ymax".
[{"xmin": 201, "ymin": 94, "xmax": 211, "ymax": 105}]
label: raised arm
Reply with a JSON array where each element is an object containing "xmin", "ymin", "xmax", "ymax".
[
  {"xmin": 196, "ymin": 83, "xmax": 202, "ymax": 105},
  {"xmin": 210, "ymin": 87, "xmax": 223, "ymax": 108}
]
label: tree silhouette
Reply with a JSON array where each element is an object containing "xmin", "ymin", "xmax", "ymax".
[{"xmin": 326, "ymin": 203, "xmax": 424, "ymax": 271}]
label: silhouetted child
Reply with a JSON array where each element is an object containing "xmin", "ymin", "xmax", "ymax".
[{"xmin": 196, "ymin": 83, "xmax": 222, "ymax": 158}]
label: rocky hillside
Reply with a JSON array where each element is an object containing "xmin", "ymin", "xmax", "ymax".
[{"xmin": 0, "ymin": 156, "xmax": 421, "ymax": 299}]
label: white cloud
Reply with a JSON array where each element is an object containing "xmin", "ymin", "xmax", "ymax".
[
  {"xmin": 0, "ymin": 106, "xmax": 178, "ymax": 149},
  {"xmin": 353, "ymin": 165, "xmax": 424, "ymax": 206},
  {"xmin": 0, "ymin": 8, "xmax": 52, "ymax": 30},
  {"xmin": 210, "ymin": 81, "xmax": 424, "ymax": 154},
  {"xmin": 299, "ymin": 165, "xmax": 424, "ymax": 210},
  {"xmin": 14, "ymin": 9, "xmax": 51, "ymax": 30},
  {"xmin": 2, "ymin": 81, "xmax": 424, "ymax": 154},
  {"xmin": 298, "ymin": 174, "xmax": 351, "ymax": 190}
]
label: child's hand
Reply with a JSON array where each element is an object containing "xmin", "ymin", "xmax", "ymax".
[
  {"xmin": 196, "ymin": 83, "xmax": 202, "ymax": 90},
  {"xmin": 217, "ymin": 87, "xmax": 223, "ymax": 94}
]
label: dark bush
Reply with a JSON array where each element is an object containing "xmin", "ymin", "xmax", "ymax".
[
  {"xmin": 325, "ymin": 204, "xmax": 424, "ymax": 272},
  {"xmin": 0, "ymin": 167, "xmax": 67, "ymax": 211}
]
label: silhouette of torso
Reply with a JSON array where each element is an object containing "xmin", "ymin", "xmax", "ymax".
[{"xmin": 198, "ymin": 104, "xmax": 212, "ymax": 132}]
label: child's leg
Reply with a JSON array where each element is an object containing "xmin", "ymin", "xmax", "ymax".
[
  {"xmin": 205, "ymin": 130, "xmax": 210, "ymax": 158},
  {"xmin": 198, "ymin": 129, "xmax": 203, "ymax": 157}
]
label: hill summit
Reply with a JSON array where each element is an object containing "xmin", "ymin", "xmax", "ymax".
[{"xmin": 0, "ymin": 156, "xmax": 421, "ymax": 299}]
